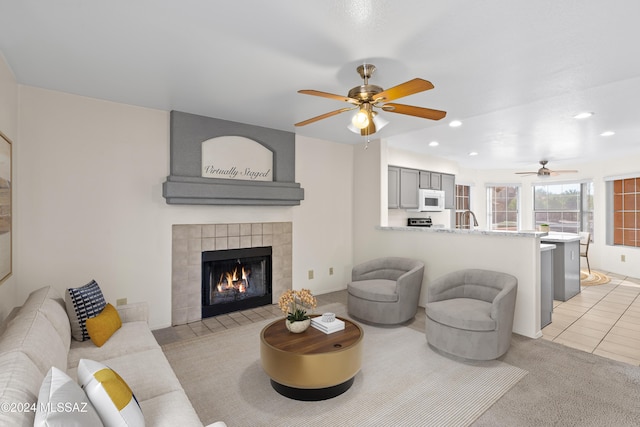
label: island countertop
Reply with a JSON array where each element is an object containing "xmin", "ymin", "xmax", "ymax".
[
  {"xmin": 540, "ymin": 232, "xmax": 581, "ymax": 243},
  {"xmin": 377, "ymin": 226, "xmax": 547, "ymax": 238}
]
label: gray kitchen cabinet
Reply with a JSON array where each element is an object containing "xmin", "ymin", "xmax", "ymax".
[
  {"xmin": 419, "ymin": 171, "xmax": 431, "ymax": 189},
  {"xmin": 419, "ymin": 171, "xmax": 442, "ymax": 190},
  {"xmin": 430, "ymin": 172, "xmax": 441, "ymax": 190},
  {"xmin": 399, "ymin": 168, "xmax": 419, "ymax": 209},
  {"xmin": 441, "ymin": 173, "xmax": 455, "ymax": 209},
  {"xmin": 388, "ymin": 166, "xmax": 400, "ymax": 209},
  {"xmin": 390, "ymin": 165, "xmax": 454, "ymax": 210}
]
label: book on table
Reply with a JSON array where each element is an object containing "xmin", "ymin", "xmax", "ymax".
[{"xmin": 311, "ymin": 317, "xmax": 345, "ymax": 334}]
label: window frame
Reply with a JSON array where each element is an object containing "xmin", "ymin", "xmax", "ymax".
[
  {"xmin": 609, "ymin": 177, "xmax": 640, "ymax": 247},
  {"xmin": 455, "ymin": 184, "xmax": 472, "ymax": 229},
  {"xmin": 486, "ymin": 184, "xmax": 520, "ymax": 231},
  {"xmin": 532, "ymin": 180, "xmax": 593, "ymax": 237}
]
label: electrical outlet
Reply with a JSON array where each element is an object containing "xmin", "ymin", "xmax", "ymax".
[
  {"xmin": 329, "ymin": 267, "xmax": 334, "ymax": 275},
  {"xmin": 308, "ymin": 270, "xmax": 314, "ymax": 280},
  {"xmin": 621, "ymin": 254, "xmax": 626, "ymax": 262},
  {"xmin": 116, "ymin": 298, "xmax": 127, "ymax": 306}
]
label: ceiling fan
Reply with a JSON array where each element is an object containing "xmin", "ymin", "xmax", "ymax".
[
  {"xmin": 515, "ymin": 160, "xmax": 578, "ymax": 177},
  {"xmin": 294, "ymin": 64, "xmax": 447, "ymax": 136}
]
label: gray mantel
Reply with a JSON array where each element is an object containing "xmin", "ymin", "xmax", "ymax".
[{"xmin": 162, "ymin": 111, "xmax": 304, "ymax": 205}]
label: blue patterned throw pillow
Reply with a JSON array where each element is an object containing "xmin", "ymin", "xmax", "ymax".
[{"xmin": 65, "ymin": 280, "xmax": 107, "ymax": 341}]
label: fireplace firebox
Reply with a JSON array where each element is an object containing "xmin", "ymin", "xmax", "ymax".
[{"xmin": 201, "ymin": 246, "xmax": 272, "ymax": 318}]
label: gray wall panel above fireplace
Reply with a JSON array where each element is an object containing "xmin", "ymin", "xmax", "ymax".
[{"xmin": 163, "ymin": 111, "xmax": 304, "ymax": 205}]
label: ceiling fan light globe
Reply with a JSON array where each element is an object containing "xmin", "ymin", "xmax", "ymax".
[{"xmin": 351, "ymin": 110, "xmax": 370, "ymax": 129}]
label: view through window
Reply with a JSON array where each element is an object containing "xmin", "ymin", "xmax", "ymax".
[
  {"xmin": 533, "ymin": 182, "xmax": 593, "ymax": 236},
  {"xmin": 486, "ymin": 185, "xmax": 519, "ymax": 230},
  {"xmin": 455, "ymin": 184, "xmax": 471, "ymax": 229}
]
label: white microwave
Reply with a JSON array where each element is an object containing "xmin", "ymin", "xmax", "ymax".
[{"xmin": 416, "ymin": 189, "xmax": 445, "ymax": 211}]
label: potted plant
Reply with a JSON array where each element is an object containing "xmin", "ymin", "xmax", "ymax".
[
  {"xmin": 278, "ymin": 289, "xmax": 317, "ymax": 333},
  {"xmin": 539, "ymin": 223, "xmax": 550, "ymax": 232}
]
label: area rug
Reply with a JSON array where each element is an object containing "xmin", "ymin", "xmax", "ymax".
[
  {"xmin": 580, "ymin": 269, "xmax": 611, "ymax": 286},
  {"xmin": 162, "ymin": 304, "xmax": 527, "ymax": 427}
]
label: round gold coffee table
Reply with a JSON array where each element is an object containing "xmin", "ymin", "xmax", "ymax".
[{"xmin": 260, "ymin": 317, "xmax": 363, "ymax": 401}]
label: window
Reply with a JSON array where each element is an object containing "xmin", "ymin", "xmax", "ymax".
[
  {"xmin": 486, "ymin": 185, "xmax": 519, "ymax": 230},
  {"xmin": 455, "ymin": 184, "xmax": 471, "ymax": 229},
  {"xmin": 533, "ymin": 182, "xmax": 593, "ymax": 236},
  {"xmin": 613, "ymin": 177, "xmax": 640, "ymax": 247}
]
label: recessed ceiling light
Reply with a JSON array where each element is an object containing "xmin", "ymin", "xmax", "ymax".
[
  {"xmin": 573, "ymin": 112, "xmax": 594, "ymax": 119},
  {"xmin": 468, "ymin": 151, "xmax": 479, "ymax": 156},
  {"xmin": 449, "ymin": 120, "xmax": 462, "ymax": 128},
  {"xmin": 600, "ymin": 131, "xmax": 615, "ymax": 137},
  {"xmin": 429, "ymin": 141, "xmax": 439, "ymax": 147}
]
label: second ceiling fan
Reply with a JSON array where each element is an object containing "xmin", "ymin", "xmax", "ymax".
[
  {"xmin": 295, "ymin": 64, "xmax": 447, "ymax": 136},
  {"xmin": 515, "ymin": 160, "xmax": 578, "ymax": 177}
]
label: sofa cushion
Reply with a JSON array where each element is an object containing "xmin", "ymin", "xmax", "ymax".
[
  {"xmin": 0, "ymin": 351, "xmax": 44, "ymax": 427},
  {"xmin": 68, "ymin": 321, "xmax": 160, "ymax": 370},
  {"xmin": 139, "ymin": 390, "xmax": 204, "ymax": 427},
  {"xmin": 0, "ymin": 310, "xmax": 68, "ymax": 375},
  {"xmin": 21, "ymin": 286, "xmax": 65, "ymax": 313},
  {"xmin": 77, "ymin": 359, "xmax": 144, "ymax": 427},
  {"xmin": 85, "ymin": 303, "xmax": 122, "ymax": 347},
  {"xmin": 34, "ymin": 366, "xmax": 104, "ymax": 427},
  {"xmin": 73, "ymin": 348, "xmax": 185, "ymax": 403},
  {"xmin": 39, "ymin": 298, "xmax": 72, "ymax": 352},
  {"xmin": 348, "ymin": 279, "xmax": 399, "ymax": 302},
  {"xmin": 66, "ymin": 280, "xmax": 107, "ymax": 342},
  {"xmin": 426, "ymin": 298, "xmax": 496, "ymax": 332}
]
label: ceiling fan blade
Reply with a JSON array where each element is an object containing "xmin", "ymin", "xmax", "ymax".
[
  {"xmin": 515, "ymin": 172, "xmax": 538, "ymax": 176},
  {"xmin": 381, "ymin": 103, "xmax": 447, "ymax": 120},
  {"xmin": 294, "ymin": 107, "xmax": 354, "ymax": 127},
  {"xmin": 550, "ymin": 170, "xmax": 579, "ymax": 174},
  {"xmin": 373, "ymin": 78, "xmax": 434, "ymax": 103},
  {"xmin": 298, "ymin": 90, "xmax": 360, "ymax": 105}
]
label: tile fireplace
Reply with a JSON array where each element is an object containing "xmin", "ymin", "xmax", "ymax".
[{"xmin": 172, "ymin": 222, "xmax": 292, "ymax": 325}]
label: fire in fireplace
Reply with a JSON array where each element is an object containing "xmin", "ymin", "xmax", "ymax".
[{"xmin": 201, "ymin": 246, "xmax": 272, "ymax": 318}]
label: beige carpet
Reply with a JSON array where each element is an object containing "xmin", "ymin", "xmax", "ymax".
[
  {"xmin": 163, "ymin": 304, "xmax": 527, "ymax": 426},
  {"xmin": 580, "ymin": 269, "xmax": 611, "ymax": 286}
]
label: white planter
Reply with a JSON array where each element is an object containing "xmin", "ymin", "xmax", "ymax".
[{"xmin": 285, "ymin": 318, "xmax": 311, "ymax": 333}]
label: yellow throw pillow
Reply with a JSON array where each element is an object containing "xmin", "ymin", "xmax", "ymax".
[{"xmin": 85, "ymin": 303, "xmax": 122, "ymax": 347}]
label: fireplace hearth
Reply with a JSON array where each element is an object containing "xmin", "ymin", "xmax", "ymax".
[{"xmin": 201, "ymin": 246, "xmax": 272, "ymax": 318}]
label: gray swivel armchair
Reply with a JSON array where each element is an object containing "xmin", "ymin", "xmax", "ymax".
[
  {"xmin": 425, "ymin": 269, "xmax": 517, "ymax": 360},
  {"xmin": 347, "ymin": 257, "xmax": 425, "ymax": 325}
]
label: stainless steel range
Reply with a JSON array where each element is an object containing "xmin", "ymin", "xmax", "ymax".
[{"xmin": 407, "ymin": 217, "xmax": 433, "ymax": 227}]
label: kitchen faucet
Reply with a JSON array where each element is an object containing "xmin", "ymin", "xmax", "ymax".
[{"xmin": 463, "ymin": 210, "xmax": 479, "ymax": 229}]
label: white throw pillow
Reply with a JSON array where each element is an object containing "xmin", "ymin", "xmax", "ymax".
[
  {"xmin": 77, "ymin": 359, "xmax": 145, "ymax": 427},
  {"xmin": 34, "ymin": 366, "xmax": 104, "ymax": 427}
]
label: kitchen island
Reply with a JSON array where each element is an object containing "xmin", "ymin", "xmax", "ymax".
[{"xmin": 540, "ymin": 233, "xmax": 581, "ymax": 301}]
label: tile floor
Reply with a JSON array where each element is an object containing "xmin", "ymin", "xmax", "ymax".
[
  {"xmin": 541, "ymin": 271, "xmax": 640, "ymax": 366},
  {"xmin": 153, "ymin": 272, "xmax": 640, "ymax": 366}
]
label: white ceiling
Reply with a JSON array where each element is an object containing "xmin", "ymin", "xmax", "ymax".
[{"xmin": 1, "ymin": 0, "xmax": 639, "ymax": 170}]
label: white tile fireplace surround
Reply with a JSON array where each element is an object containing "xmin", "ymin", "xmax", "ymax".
[{"xmin": 172, "ymin": 222, "xmax": 292, "ymax": 325}]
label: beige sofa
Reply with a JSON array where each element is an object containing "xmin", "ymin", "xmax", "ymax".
[{"xmin": 0, "ymin": 286, "xmax": 226, "ymax": 427}]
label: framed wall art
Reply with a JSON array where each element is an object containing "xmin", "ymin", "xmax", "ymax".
[{"xmin": 0, "ymin": 131, "xmax": 11, "ymax": 284}]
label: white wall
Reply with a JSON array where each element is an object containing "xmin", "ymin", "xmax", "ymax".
[
  {"xmin": 293, "ymin": 135, "xmax": 354, "ymax": 294},
  {"xmin": 15, "ymin": 86, "xmax": 354, "ymax": 328},
  {"xmin": 0, "ymin": 53, "xmax": 18, "ymax": 321}
]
